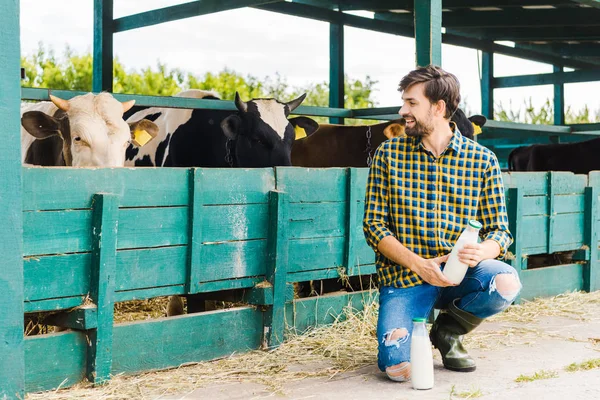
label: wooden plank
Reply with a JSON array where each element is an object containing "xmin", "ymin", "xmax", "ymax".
[
  {"xmin": 287, "ymin": 237, "xmax": 345, "ymax": 273},
  {"xmin": 86, "ymin": 194, "xmax": 119, "ymax": 384},
  {"xmin": 116, "ymin": 246, "xmax": 186, "ymax": 291},
  {"xmin": 551, "ymin": 213, "xmax": 586, "ymax": 251},
  {"xmin": 547, "ymin": 172, "xmax": 557, "ymax": 254},
  {"xmin": 44, "ymin": 306, "xmax": 98, "ymax": 330},
  {"xmin": 506, "ymin": 188, "xmax": 525, "ymax": 288},
  {"xmin": 493, "ymin": 69, "xmax": 600, "ymax": 89},
  {"xmin": 202, "ymin": 204, "xmax": 269, "ymax": 242},
  {"xmin": 520, "ymin": 264, "xmax": 584, "ymax": 301},
  {"xmin": 287, "ymin": 265, "xmax": 376, "ymax": 284},
  {"xmin": 584, "ymin": 186, "xmax": 599, "ymax": 292},
  {"xmin": 199, "ymin": 168, "xmax": 274, "ymax": 205},
  {"xmin": 546, "ymin": 172, "xmax": 587, "ymax": 195},
  {"xmin": 24, "ymin": 297, "xmax": 86, "ymax": 314},
  {"xmin": 187, "ymin": 170, "xmax": 203, "ymax": 294},
  {"xmin": 199, "ymin": 241, "xmax": 267, "ymax": 282},
  {"xmin": 329, "ymin": 20, "xmax": 344, "ymax": 124},
  {"xmin": 112, "ymin": 307, "xmax": 262, "ymax": 374},
  {"xmin": 24, "ymin": 332, "xmax": 87, "ymax": 393},
  {"xmin": 24, "ymin": 207, "xmax": 188, "ymax": 256},
  {"xmin": 22, "ymin": 167, "xmax": 189, "ymax": 211},
  {"xmin": 93, "ymin": 0, "xmax": 113, "ymax": 92},
  {"xmin": 414, "ymin": 0, "xmax": 442, "ymax": 67},
  {"xmin": 480, "ymin": 51, "xmax": 494, "ymax": 118},
  {"xmin": 502, "ymin": 172, "xmax": 549, "ymax": 196},
  {"xmin": 0, "ymin": 1, "xmax": 25, "ymax": 390},
  {"xmin": 276, "ymin": 168, "xmax": 347, "ymax": 203},
  {"xmin": 24, "ymin": 254, "xmax": 90, "ymax": 301},
  {"xmin": 288, "ymin": 202, "xmax": 346, "ymax": 239},
  {"xmin": 345, "ymin": 169, "xmax": 360, "ymax": 269},
  {"xmin": 264, "ymin": 191, "xmax": 289, "ymax": 348}
]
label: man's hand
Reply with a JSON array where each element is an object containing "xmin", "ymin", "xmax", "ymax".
[
  {"xmin": 458, "ymin": 243, "xmax": 485, "ymax": 267},
  {"xmin": 412, "ymin": 254, "xmax": 455, "ymax": 287}
]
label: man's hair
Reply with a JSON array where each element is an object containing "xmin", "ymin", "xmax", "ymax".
[{"xmin": 398, "ymin": 65, "xmax": 461, "ymax": 119}]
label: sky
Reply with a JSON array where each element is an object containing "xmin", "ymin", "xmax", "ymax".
[{"xmin": 19, "ymin": 0, "xmax": 600, "ymax": 118}]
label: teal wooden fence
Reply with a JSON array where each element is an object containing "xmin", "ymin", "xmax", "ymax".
[{"xmin": 14, "ymin": 167, "xmax": 600, "ymax": 394}]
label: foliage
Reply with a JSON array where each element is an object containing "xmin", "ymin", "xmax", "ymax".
[{"xmin": 495, "ymin": 97, "xmax": 600, "ymax": 124}]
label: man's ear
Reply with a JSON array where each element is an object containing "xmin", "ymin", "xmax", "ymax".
[
  {"xmin": 221, "ymin": 114, "xmax": 242, "ymax": 140},
  {"xmin": 21, "ymin": 111, "xmax": 62, "ymax": 139},
  {"xmin": 129, "ymin": 119, "xmax": 160, "ymax": 147}
]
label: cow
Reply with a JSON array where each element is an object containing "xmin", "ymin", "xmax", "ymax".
[
  {"xmin": 290, "ymin": 108, "xmax": 487, "ymax": 168},
  {"xmin": 123, "ymin": 89, "xmax": 315, "ymax": 316},
  {"xmin": 508, "ymin": 138, "xmax": 600, "ymax": 174},
  {"xmin": 21, "ymin": 93, "xmax": 159, "ymax": 167}
]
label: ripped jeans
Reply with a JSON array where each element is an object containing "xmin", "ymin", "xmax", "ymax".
[{"xmin": 376, "ymin": 259, "xmax": 521, "ymax": 372}]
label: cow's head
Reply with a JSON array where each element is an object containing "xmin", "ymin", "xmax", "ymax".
[
  {"xmin": 21, "ymin": 93, "xmax": 159, "ymax": 167},
  {"xmin": 220, "ymin": 92, "xmax": 318, "ymax": 167}
]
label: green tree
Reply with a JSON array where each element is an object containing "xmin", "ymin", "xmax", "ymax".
[{"xmin": 495, "ymin": 97, "xmax": 599, "ymax": 124}]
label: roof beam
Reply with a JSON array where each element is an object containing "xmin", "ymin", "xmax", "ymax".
[
  {"xmin": 516, "ymin": 42, "xmax": 600, "ymax": 58},
  {"xmin": 113, "ymin": 0, "xmax": 280, "ymax": 33},
  {"xmin": 441, "ymin": 8, "xmax": 600, "ymax": 28},
  {"xmin": 447, "ymin": 26, "xmax": 600, "ymax": 42},
  {"xmin": 493, "ymin": 69, "xmax": 600, "ymax": 88},
  {"xmin": 335, "ymin": 0, "xmax": 577, "ymax": 10},
  {"xmin": 570, "ymin": 0, "xmax": 600, "ymax": 9}
]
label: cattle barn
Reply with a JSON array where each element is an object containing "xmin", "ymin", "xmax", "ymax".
[{"xmin": 1, "ymin": 1, "xmax": 600, "ymax": 397}]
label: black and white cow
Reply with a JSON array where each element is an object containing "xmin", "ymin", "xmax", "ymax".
[
  {"xmin": 124, "ymin": 89, "xmax": 314, "ymax": 168},
  {"xmin": 508, "ymin": 138, "xmax": 600, "ymax": 174},
  {"xmin": 123, "ymin": 89, "xmax": 313, "ymax": 316},
  {"xmin": 21, "ymin": 93, "xmax": 158, "ymax": 167}
]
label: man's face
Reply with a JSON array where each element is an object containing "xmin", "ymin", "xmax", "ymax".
[{"xmin": 399, "ymin": 83, "xmax": 435, "ymax": 138}]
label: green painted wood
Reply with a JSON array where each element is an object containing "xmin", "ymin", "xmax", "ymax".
[
  {"xmin": 485, "ymin": 120, "xmax": 571, "ymax": 135},
  {"xmin": 288, "ymin": 202, "xmax": 346, "ymax": 239},
  {"xmin": 242, "ymin": 286, "xmax": 274, "ymax": 306},
  {"xmin": 87, "ymin": 194, "xmax": 119, "ymax": 384},
  {"xmin": 520, "ymin": 264, "xmax": 584, "ymax": 301},
  {"xmin": 493, "ymin": 69, "xmax": 600, "ymax": 89},
  {"xmin": 24, "ymin": 254, "xmax": 90, "ymax": 301},
  {"xmin": 276, "ymin": 167, "xmax": 346, "ymax": 203},
  {"xmin": 24, "ymin": 297, "xmax": 86, "ymax": 314},
  {"xmin": 196, "ymin": 277, "xmax": 264, "ymax": 293},
  {"xmin": 112, "ymin": 0, "xmax": 278, "ymax": 33},
  {"xmin": 288, "ymin": 237, "xmax": 345, "ymax": 273},
  {"xmin": 22, "ymin": 167, "xmax": 189, "ymax": 211},
  {"xmin": 287, "ymin": 264, "xmax": 376, "ymax": 284},
  {"xmin": 199, "ymin": 168, "xmax": 274, "ymax": 205},
  {"xmin": 554, "ymin": 65, "xmax": 565, "ymax": 125},
  {"xmin": 116, "ymin": 247, "xmax": 186, "ymax": 291},
  {"xmin": 506, "ymin": 188, "xmax": 525, "ymax": 287},
  {"xmin": 200, "ymin": 241, "xmax": 267, "ymax": 281},
  {"xmin": 345, "ymin": 169, "xmax": 360, "ymax": 269},
  {"xmin": 24, "ymin": 332, "xmax": 87, "ymax": 393},
  {"xmin": 584, "ymin": 186, "xmax": 598, "ymax": 292},
  {"xmin": 0, "ymin": 0, "xmax": 25, "ymax": 394},
  {"xmin": 112, "ymin": 307, "xmax": 262, "ymax": 374},
  {"xmin": 503, "ymin": 172, "xmax": 549, "ymax": 196},
  {"xmin": 329, "ymin": 20, "xmax": 344, "ymax": 124},
  {"xmin": 44, "ymin": 306, "xmax": 98, "ymax": 330},
  {"xmin": 414, "ymin": 0, "xmax": 442, "ymax": 67},
  {"xmin": 93, "ymin": 0, "xmax": 113, "ymax": 92},
  {"xmin": 547, "ymin": 172, "xmax": 557, "ymax": 254},
  {"xmin": 187, "ymin": 170, "xmax": 203, "ymax": 294},
  {"xmin": 480, "ymin": 51, "xmax": 494, "ymax": 119},
  {"xmin": 520, "ymin": 214, "xmax": 585, "ymax": 255},
  {"xmin": 202, "ymin": 204, "xmax": 269, "ymax": 242},
  {"xmin": 264, "ymin": 191, "xmax": 289, "ymax": 348}
]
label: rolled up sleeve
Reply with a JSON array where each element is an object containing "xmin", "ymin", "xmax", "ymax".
[
  {"xmin": 363, "ymin": 145, "xmax": 394, "ymax": 252},
  {"xmin": 478, "ymin": 154, "xmax": 513, "ymax": 259}
]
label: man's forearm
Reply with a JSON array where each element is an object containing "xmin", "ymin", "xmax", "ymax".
[
  {"xmin": 377, "ymin": 235, "xmax": 423, "ymax": 272},
  {"xmin": 480, "ymin": 239, "xmax": 501, "ymax": 260}
]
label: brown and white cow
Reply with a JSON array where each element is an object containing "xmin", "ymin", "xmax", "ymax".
[{"xmin": 21, "ymin": 93, "xmax": 158, "ymax": 167}]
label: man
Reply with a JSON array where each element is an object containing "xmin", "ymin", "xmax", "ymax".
[{"xmin": 363, "ymin": 65, "xmax": 522, "ymax": 382}]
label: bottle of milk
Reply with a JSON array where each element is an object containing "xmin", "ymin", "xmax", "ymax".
[
  {"xmin": 410, "ymin": 317, "xmax": 434, "ymax": 390},
  {"xmin": 443, "ymin": 220, "xmax": 483, "ymax": 285}
]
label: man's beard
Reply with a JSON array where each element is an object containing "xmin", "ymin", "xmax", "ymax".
[{"xmin": 404, "ymin": 116, "xmax": 434, "ymax": 138}]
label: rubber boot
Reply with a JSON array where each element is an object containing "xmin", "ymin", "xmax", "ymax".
[{"xmin": 430, "ymin": 299, "xmax": 484, "ymax": 372}]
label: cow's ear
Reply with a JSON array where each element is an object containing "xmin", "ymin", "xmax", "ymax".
[
  {"xmin": 289, "ymin": 117, "xmax": 319, "ymax": 140},
  {"xmin": 21, "ymin": 111, "xmax": 62, "ymax": 139},
  {"xmin": 129, "ymin": 119, "xmax": 159, "ymax": 147},
  {"xmin": 468, "ymin": 115, "xmax": 487, "ymax": 128},
  {"xmin": 221, "ymin": 115, "xmax": 242, "ymax": 140},
  {"xmin": 383, "ymin": 122, "xmax": 406, "ymax": 139}
]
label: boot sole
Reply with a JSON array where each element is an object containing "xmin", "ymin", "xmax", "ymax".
[{"xmin": 444, "ymin": 364, "xmax": 476, "ymax": 373}]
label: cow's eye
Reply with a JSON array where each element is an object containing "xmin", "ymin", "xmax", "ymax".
[{"xmin": 74, "ymin": 137, "xmax": 81, "ymax": 142}]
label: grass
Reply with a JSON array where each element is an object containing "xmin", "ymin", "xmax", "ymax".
[
  {"xmin": 515, "ymin": 369, "xmax": 559, "ymax": 383},
  {"xmin": 565, "ymin": 358, "xmax": 600, "ymax": 372},
  {"xmin": 449, "ymin": 385, "xmax": 484, "ymax": 399}
]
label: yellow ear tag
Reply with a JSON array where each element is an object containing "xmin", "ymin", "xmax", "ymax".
[
  {"xmin": 294, "ymin": 125, "xmax": 307, "ymax": 140},
  {"xmin": 133, "ymin": 129, "xmax": 153, "ymax": 147},
  {"xmin": 472, "ymin": 122, "xmax": 482, "ymax": 136}
]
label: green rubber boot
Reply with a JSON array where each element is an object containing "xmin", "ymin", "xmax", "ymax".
[{"xmin": 430, "ymin": 299, "xmax": 484, "ymax": 372}]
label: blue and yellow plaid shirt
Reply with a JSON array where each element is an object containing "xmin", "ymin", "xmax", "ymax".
[{"xmin": 363, "ymin": 129, "xmax": 512, "ymax": 288}]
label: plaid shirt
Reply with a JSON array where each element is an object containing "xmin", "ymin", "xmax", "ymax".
[{"xmin": 363, "ymin": 129, "xmax": 513, "ymax": 288}]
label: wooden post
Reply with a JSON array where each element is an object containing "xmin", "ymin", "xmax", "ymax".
[
  {"xmin": 481, "ymin": 51, "xmax": 494, "ymax": 119},
  {"xmin": 93, "ymin": 0, "xmax": 114, "ymax": 92},
  {"xmin": 87, "ymin": 194, "xmax": 119, "ymax": 384},
  {"xmin": 414, "ymin": 0, "xmax": 442, "ymax": 67},
  {"xmin": 506, "ymin": 187, "xmax": 524, "ymax": 303},
  {"xmin": 584, "ymin": 186, "xmax": 598, "ymax": 292},
  {"xmin": 186, "ymin": 169, "xmax": 203, "ymax": 294},
  {"xmin": 329, "ymin": 20, "xmax": 344, "ymax": 124},
  {"xmin": 554, "ymin": 65, "xmax": 565, "ymax": 125},
  {"xmin": 264, "ymin": 190, "xmax": 289, "ymax": 348},
  {"xmin": 344, "ymin": 168, "xmax": 359, "ymax": 274},
  {"xmin": 547, "ymin": 172, "xmax": 557, "ymax": 254},
  {"xmin": 0, "ymin": 0, "xmax": 25, "ymax": 397}
]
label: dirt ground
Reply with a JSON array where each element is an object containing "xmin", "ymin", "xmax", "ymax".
[{"xmin": 27, "ymin": 291, "xmax": 600, "ymax": 400}]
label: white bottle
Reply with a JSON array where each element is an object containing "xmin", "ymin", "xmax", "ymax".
[
  {"xmin": 410, "ymin": 317, "xmax": 434, "ymax": 390},
  {"xmin": 443, "ymin": 220, "xmax": 483, "ymax": 285}
]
